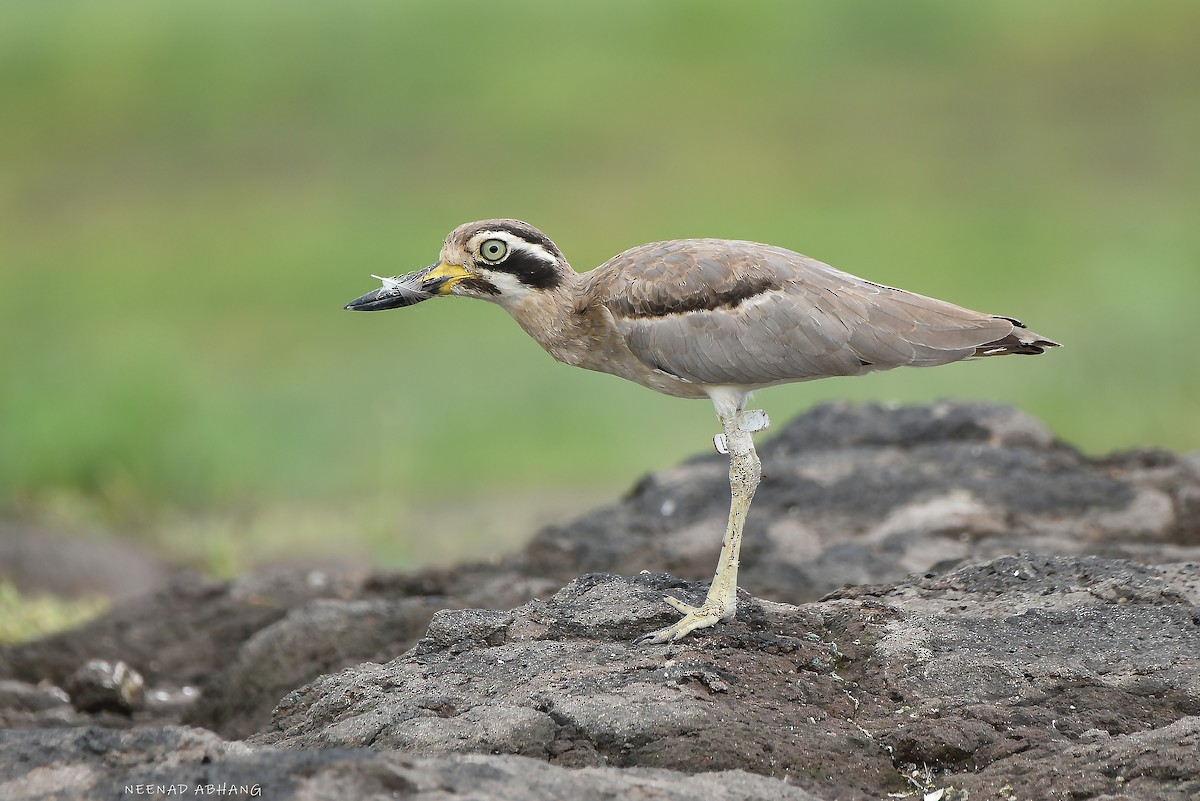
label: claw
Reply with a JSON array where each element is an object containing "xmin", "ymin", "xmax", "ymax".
[{"xmin": 635, "ymin": 595, "xmax": 732, "ymax": 645}]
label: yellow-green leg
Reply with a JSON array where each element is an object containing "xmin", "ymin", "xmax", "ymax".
[{"xmin": 636, "ymin": 408, "xmax": 767, "ymax": 644}]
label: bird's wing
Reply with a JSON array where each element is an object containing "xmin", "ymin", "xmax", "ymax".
[{"xmin": 581, "ymin": 239, "xmax": 1019, "ymax": 387}]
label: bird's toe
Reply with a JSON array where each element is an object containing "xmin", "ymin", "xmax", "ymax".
[
  {"xmin": 663, "ymin": 595, "xmax": 698, "ymax": 614},
  {"xmin": 635, "ymin": 597, "xmax": 728, "ymax": 645}
]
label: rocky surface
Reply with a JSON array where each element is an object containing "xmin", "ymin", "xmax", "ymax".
[
  {"xmin": 521, "ymin": 402, "xmax": 1200, "ymax": 599},
  {"xmin": 253, "ymin": 560, "xmax": 1200, "ymax": 800},
  {"xmin": 2, "ymin": 402, "xmax": 1199, "ymax": 800},
  {"xmin": 0, "ymin": 726, "xmax": 820, "ymax": 801}
]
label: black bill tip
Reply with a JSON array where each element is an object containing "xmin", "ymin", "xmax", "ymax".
[
  {"xmin": 343, "ymin": 286, "xmax": 419, "ymax": 311},
  {"xmin": 343, "ymin": 267, "xmax": 441, "ymax": 311}
]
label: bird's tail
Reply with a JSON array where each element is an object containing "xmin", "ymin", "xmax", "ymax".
[{"xmin": 973, "ymin": 316, "xmax": 1061, "ymax": 357}]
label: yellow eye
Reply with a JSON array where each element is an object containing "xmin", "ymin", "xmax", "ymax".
[{"xmin": 479, "ymin": 238, "xmax": 508, "ymax": 262}]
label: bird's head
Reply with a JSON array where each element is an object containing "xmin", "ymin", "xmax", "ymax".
[{"xmin": 344, "ymin": 219, "xmax": 571, "ymax": 312}]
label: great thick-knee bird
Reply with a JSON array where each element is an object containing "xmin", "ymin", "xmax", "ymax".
[{"xmin": 344, "ymin": 219, "xmax": 1059, "ymax": 643}]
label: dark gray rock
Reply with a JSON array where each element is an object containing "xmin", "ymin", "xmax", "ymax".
[
  {"xmin": 521, "ymin": 402, "xmax": 1200, "ymax": 599},
  {"xmin": 0, "ymin": 558, "xmax": 558, "ymax": 738},
  {"xmin": 0, "ymin": 569, "xmax": 364, "ymax": 689},
  {"xmin": 960, "ymin": 715, "xmax": 1200, "ymax": 799},
  {"xmin": 64, "ymin": 660, "xmax": 144, "ymax": 715},
  {"xmin": 183, "ymin": 597, "xmax": 444, "ymax": 739},
  {"xmin": 181, "ymin": 567, "xmax": 561, "ymax": 739},
  {"xmin": 4, "ymin": 403, "xmax": 1200, "ymax": 800},
  {"xmin": 0, "ymin": 680, "xmax": 79, "ymax": 730},
  {"xmin": 0, "ymin": 681, "xmax": 70, "ymax": 714},
  {"xmin": 0, "ymin": 725, "xmax": 819, "ymax": 801},
  {"xmin": 255, "ymin": 557, "xmax": 1200, "ymax": 800}
]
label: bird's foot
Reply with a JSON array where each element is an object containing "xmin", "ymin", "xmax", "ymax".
[{"xmin": 635, "ymin": 594, "xmax": 735, "ymax": 645}]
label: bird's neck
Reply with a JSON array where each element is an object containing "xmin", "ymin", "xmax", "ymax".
[{"xmin": 496, "ymin": 270, "xmax": 599, "ymax": 367}]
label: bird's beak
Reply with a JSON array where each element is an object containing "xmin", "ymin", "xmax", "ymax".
[{"xmin": 343, "ymin": 262, "xmax": 471, "ymax": 311}]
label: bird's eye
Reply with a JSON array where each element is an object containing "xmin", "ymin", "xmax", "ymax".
[{"xmin": 479, "ymin": 239, "xmax": 508, "ymax": 262}]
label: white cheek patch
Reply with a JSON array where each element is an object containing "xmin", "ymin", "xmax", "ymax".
[{"xmin": 481, "ymin": 271, "xmax": 532, "ymax": 298}]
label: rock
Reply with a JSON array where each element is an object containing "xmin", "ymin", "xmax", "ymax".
[
  {"xmin": 0, "ymin": 680, "xmax": 70, "ymax": 714},
  {"xmin": 960, "ymin": 715, "xmax": 1200, "ymax": 800},
  {"xmin": 64, "ymin": 660, "xmax": 144, "ymax": 715},
  {"xmin": 255, "ymin": 557, "xmax": 1200, "ymax": 800},
  {"xmin": 183, "ymin": 597, "xmax": 445, "ymax": 739},
  {"xmin": 3, "ymin": 402, "xmax": 1200, "ymax": 800},
  {"xmin": 0, "ymin": 725, "xmax": 819, "ymax": 801},
  {"xmin": 520, "ymin": 402, "xmax": 1200, "ymax": 599},
  {"xmin": 0, "ymin": 679, "xmax": 78, "ymax": 729},
  {"xmin": 182, "ymin": 566, "xmax": 561, "ymax": 739},
  {"xmin": 0, "ymin": 569, "xmax": 365, "ymax": 689}
]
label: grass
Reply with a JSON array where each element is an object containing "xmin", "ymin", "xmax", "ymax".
[
  {"xmin": 1, "ymin": 0, "xmax": 1197, "ymax": 576},
  {"xmin": 0, "ymin": 581, "xmax": 109, "ymax": 644}
]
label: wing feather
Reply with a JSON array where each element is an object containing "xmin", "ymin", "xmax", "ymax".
[{"xmin": 582, "ymin": 239, "xmax": 1025, "ymax": 387}]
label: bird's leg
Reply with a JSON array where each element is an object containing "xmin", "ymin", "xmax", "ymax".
[{"xmin": 636, "ymin": 408, "xmax": 768, "ymax": 644}]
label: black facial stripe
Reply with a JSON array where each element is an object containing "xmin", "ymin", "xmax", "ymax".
[
  {"xmin": 475, "ymin": 248, "xmax": 562, "ymax": 290},
  {"xmin": 458, "ymin": 277, "xmax": 501, "ymax": 296}
]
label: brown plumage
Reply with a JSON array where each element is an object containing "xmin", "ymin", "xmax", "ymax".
[
  {"xmin": 345, "ymin": 219, "xmax": 1059, "ymax": 643},
  {"xmin": 580, "ymin": 237, "xmax": 1057, "ymax": 392}
]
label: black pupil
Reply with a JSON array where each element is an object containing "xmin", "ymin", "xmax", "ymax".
[{"xmin": 486, "ymin": 242, "xmax": 501, "ymax": 257}]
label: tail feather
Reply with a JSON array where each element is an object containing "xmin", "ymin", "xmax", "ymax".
[{"xmin": 973, "ymin": 317, "xmax": 1061, "ymax": 357}]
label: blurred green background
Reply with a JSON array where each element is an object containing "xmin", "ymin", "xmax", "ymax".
[{"xmin": 2, "ymin": 0, "xmax": 1198, "ymax": 590}]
